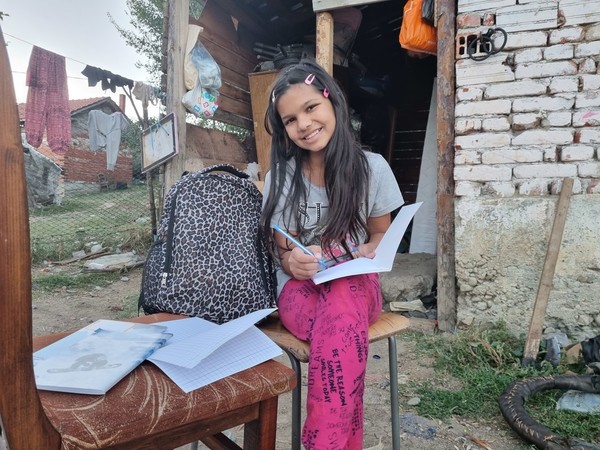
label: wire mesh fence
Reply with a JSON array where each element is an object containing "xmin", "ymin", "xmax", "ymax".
[{"xmin": 28, "ymin": 172, "xmax": 159, "ymax": 264}]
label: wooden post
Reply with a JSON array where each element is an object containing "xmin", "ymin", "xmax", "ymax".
[
  {"xmin": 0, "ymin": 27, "xmax": 62, "ymax": 449},
  {"xmin": 163, "ymin": 0, "xmax": 189, "ymax": 192},
  {"xmin": 522, "ymin": 177, "xmax": 574, "ymax": 367},
  {"xmin": 315, "ymin": 12, "xmax": 334, "ymax": 75},
  {"xmin": 436, "ymin": 0, "xmax": 457, "ymax": 332}
]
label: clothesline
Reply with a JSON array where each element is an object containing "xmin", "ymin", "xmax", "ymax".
[{"xmin": 4, "ymin": 31, "xmax": 129, "ymax": 78}]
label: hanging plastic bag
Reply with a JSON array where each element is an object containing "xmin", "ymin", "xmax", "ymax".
[
  {"xmin": 399, "ymin": 0, "xmax": 437, "ymax": 56},
  {"xmin": 421, "ymin": 0, "xmax": 435, "ymax": 25},
  {"xmin": 182, "ymin": 38, "xmax": 221, "ymax": 118}
]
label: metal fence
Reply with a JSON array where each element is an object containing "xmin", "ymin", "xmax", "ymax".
[{"xmin": 28, "ymin": 173, "xmax": 159, "ymax": 264}]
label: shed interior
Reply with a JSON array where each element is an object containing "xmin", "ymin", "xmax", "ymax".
[{"xmin": 192, "ymin": 0, "xmax": 437, "ymax": 202}]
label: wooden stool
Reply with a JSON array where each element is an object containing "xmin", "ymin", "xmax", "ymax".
[{"xmin": 259, "ymin": 311, "xmax": 411, "ymax": 450}]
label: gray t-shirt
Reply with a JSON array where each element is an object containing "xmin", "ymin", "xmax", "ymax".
[{"xmin": 263, "ymin": 151, "xmax": 404, "ymax": 295}]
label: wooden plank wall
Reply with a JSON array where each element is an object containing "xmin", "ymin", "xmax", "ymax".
[{"xmin": 191, "ymin": 1, "xmax": 258, "ymax": 130}]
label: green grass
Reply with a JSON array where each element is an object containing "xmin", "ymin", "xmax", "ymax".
[
  {"xmin": 29, "ymin": 184, "xmax": 156, "ymax": 263},
  {"xmin": 402, "ymin": 323, "xmax": 599, "ymax": 445}
]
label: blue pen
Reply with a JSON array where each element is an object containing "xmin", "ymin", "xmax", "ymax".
[{"xmin": 273, "ymin": 224, "xmax": 328, "ymax": 270}]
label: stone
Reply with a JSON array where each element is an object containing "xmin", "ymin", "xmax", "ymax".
[{"xmin": 380, "ymin": 253, "xmax": 437, "ymax": 306}]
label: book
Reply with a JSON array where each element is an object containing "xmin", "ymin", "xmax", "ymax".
[
  {"xmin": 149, "ymin": 307, "xmax": 282, "ymax": 393},
  {"xmin": 312, "ymin": 202, "xmax": 423, "ymax": 285},
  {"xmin": 33, "ymin": 320, "xmax": 172, "ymax": 395}
]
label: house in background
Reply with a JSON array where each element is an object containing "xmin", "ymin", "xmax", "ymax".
[{"xmin": 18, "ymin": 96, "xmax": 134, "ymax": 200}]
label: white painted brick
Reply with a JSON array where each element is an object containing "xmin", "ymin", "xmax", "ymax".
[
  {"xmin": 481, "ymin": 148, "xmax": 544, "ymax": 164},
  {"xmin": 455, "ymin": 133, "xmax": 512, "ymax": 149},
  {"xmin": 548, "ymin": 76, "xmax": 578, "ymax": 94},
  {"xmin": 457, "ymin": 86, "xmax": 484, "ymax": 101},
  {"xmin": 549, "ymin": 27, "xmax": 585, "ymax": 44},
  {"xmin": 482, "ymin": 117, "xmax": 511, "ymax": 131},
  {"xmin": 542, "ymin": 111, "xmax": 572, "ymax": 127},
  {"xmin": 544, "ymin": 44, "xmax": 574, "ymax": 61},
  {"xmin": 455, "ymin": 150, "xmax": 481, "ymax": 165},
  {"xmin": 515, "ymin": 61, "xmax": 578, "ymax": 79},
  {"xmin": 588, "ymin": 180, "xmax": 600, "ymax": 194},
  {"xmin": 456, "ymin": 118, "xmax": 482, "ymax": 134},
  {"xmin": 579, "ymin": 162, "xmax": 600, "ymax": 177},
  {"xmin": 454, "ymin": 165, "xmax": 512, "ymax": 181},
  {"xmin": 455, "ymin": 181, "xmax": 482, "ymax": 196},
  {"xmin": 518, "ymin": 179, "xmax": 550, "ymax": 195},
  {"xmin": 456, "ymin": 54, "xmax": 515, "ymax": 87},
  {"xmin": 581, "ymin": 74, "xmax": 600, "ymax": 91},
  {"xmin": 575, "ymin": 40, "xmax": 600, "ymax": 58},
  {"xmin": 504, "ymin": 31, "xmax": 548, "ymax": 50},
  {"xmin": 514, "ymin": 48, "xmax": 543, "ymax": 64},
  {"xmin": 544, "ymin": 146, "xmax": 559, "ymax": 162},
  {"xmin": 512, "ymin": 129, "xmax": 574, "ymax": 146},
  {"xmin": 512, "ymin": 96, "xmax": 574, "ymax": 113},
  {"xmin": 578, "ymin": 128, "xmax": 600, "ymax": 143},
  {"xmin": 561, "ymin": 145, "xmax": 595, "ymax": 161},
  {"xmin": 482, "ymin": 182, "xmax": 515, "ymax": 197},
  {"xmin": 513, "ymin": 163, "xmax": 577, "ymax": 178},
  {"xmin": 455, "ymin": 99, "xmax": 512, "ymax": 117},
  {"xmin": 485, "ymin": 79, "xmax": 547, "ymax": 99},
  {"xmin": 587, "ymin": 24, "xmax": 600, "ymax": 41},
  {"xmin": 457, "ymin": 0, "xmax": 515, "ymax": 13},
  {"xmin": 576, "ymin": 91, "xmax": 600, "ymax": 108},
  {"xmin": 573, "ymin": 110, "xmax": 600, "ymax": 127},
  {"xmin": 550, "ymin": 178, "xmax": 582, "ymax": 195},
  {"xmin": 496, "ymin": 1, "xmax": 558, "ymax": 33},
  {"xmin": 561, "ymin": 0, "xmax": 600, "ymax": 26},
  {"xmin": 511, "ymin": 113, "xmax": 541, "ymax": 130},
  {"xmin": 579, "ymin": 58, "xmax": 598, "ymax": 74}
]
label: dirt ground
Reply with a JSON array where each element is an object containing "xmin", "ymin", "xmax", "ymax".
[{"xmin": 31, "ymin": 265, "xmax": 527, "ymax": 450}]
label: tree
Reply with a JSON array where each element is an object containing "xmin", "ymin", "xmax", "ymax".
[{"xmin": 108, "ymin": 0, "xmax": 164, "ymax": 85}]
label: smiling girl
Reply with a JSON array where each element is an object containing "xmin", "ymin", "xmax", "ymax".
[{"xmin": 261, "ymin": 59, "xmax": 404, "ymax": 449}]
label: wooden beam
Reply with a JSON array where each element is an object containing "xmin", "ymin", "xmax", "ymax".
[
  {"xmin": 436, "ymin": 0, "xmax": 457, "ymax": 332},
  {"xmin": 315, "ymin": 12, "xmax": 334, "ymax": 74},
  {"xmin": 164, "ymin": 0, "xmax": 190, "ymax": 191},
  {"xmin": 313, "ymin": 0, "xmax": 392, "ymax": 13},
  {"xmin": 522, "ymin": 177, "xmax": 574, "ymax": 367}
]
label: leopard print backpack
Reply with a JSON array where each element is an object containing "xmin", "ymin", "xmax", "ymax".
[{"xmin": 139, "ymin": 164, "xmax": 276, "ymax": 324}]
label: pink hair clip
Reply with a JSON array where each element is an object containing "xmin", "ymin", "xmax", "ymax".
[
  {"xmin": 323, "ymin": 88, "xmax": 329, "ymax": 98},
  {"xmin": 305, "ymin": 73, "xmax": 315, "ymax": 85}
]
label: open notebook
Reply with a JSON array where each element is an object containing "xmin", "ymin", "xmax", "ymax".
[{"xmin": 312, "ymin": 202, "xmax": 422, "ymax": 284}]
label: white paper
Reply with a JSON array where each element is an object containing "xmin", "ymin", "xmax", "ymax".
[
  {"xmin": 150, "ymin": 308, "xmax": 276, "ymax": 368},
  {"xmin": 312, "ymin": 202, "xmax": 423, "ymax": 284},
  {"xmin": 148, "ymin": 308, "xmax": 282, "ymax": 393},
  {"xmin": 150, "ymin": 326, "xmax": 282, "ymax": 393}
]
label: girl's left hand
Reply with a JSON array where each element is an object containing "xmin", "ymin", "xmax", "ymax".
[{"xmin": 355, "ymin": 242, "xmax": 376, "ymax": 259}]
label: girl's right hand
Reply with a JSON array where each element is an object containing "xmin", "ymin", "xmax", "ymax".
[{"xmin": 287, "ymin": 246, "xmax": 323, "ymax": 280}]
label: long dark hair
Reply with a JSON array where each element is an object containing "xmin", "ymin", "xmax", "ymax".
[{"xmin": 260, "ymin": 59, "xmax": 370, "ymax": 258}]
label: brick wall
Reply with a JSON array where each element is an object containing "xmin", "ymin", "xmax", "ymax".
[
  {"xmin": 454, "ymin": 0, "xmax": 600, "ymax": 197},
  {"xmin": 63, "ymin": 148, "xmax": 133, "ymax": 184}
]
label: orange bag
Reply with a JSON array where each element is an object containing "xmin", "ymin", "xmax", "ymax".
[{"xmin": 399, "ymin": 0, "xmax": 437, "ymax": 56}]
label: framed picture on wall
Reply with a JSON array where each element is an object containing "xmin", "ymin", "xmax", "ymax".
[{"xmin": 141, "ymin": 113, "xmax": 178, "ymax": 173}]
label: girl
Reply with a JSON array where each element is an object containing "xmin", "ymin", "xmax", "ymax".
[{"xmin": 261, "ymin": 59, "xmax": 404, "ymax": 450}]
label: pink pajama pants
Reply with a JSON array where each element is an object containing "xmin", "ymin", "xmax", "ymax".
[{"xmin": 278, "ymin": 274, "xmax": 383, "ymax": 450}]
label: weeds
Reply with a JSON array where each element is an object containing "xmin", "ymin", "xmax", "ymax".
[{"xmin": 402, "ymin": 323, "xmax": 599, "ymax": 444}]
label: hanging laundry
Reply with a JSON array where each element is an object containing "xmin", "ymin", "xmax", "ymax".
[
  {"xmin": 132, "ymin": 81, "xmax": 160, "ymax": 110},
  {"xmin": 25, "ymin": 46, "xmax": 71, "ymax": 154},
  {"xmin": 88, "ymin": 110, "xmax": 129, "ymax": 170},
  {"xmin": 81, "ymin": 65, "xmax": 134, "ymax": 93}
]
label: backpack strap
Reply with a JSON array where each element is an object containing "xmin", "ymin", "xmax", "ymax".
[{"xmin": 200, "ymin": 164, "xmax": 249, "ymax": 179}]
